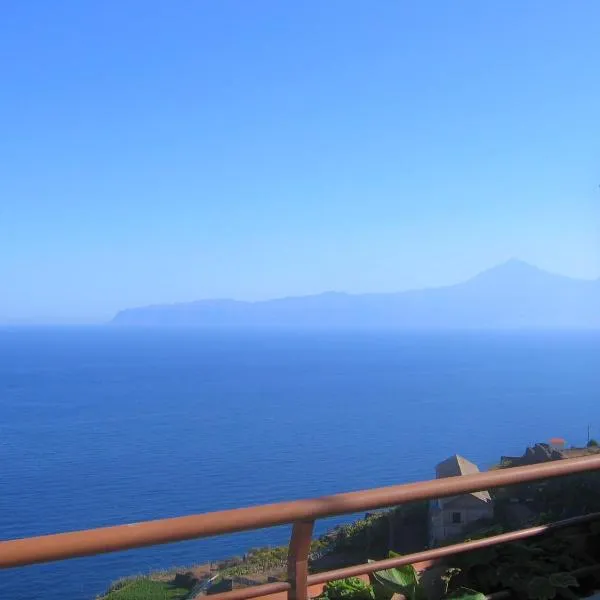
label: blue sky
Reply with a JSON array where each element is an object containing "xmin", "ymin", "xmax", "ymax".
[{"xmin": 1, "ymin": 1, "xmax": 599, "ymax": 322}]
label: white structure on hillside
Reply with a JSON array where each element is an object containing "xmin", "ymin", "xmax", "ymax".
[{"xmin": 429, "ymin": 455, "xmax": 494, "ymax": 545}]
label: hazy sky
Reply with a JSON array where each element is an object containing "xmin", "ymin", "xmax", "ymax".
[{"xmin": 2, "ymin": 1, "xmax": 599, "ymax": 322}]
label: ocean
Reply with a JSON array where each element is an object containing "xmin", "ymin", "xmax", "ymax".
[{"xmin": 0, "ymin": 327, "xmax": 598, "ymax": 599}]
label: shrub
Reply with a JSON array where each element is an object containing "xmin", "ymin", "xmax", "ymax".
[
  {"xmin": 321, "ymin": 577, "xmax": 375, "ymax": 600},
  {"xmin": 370, "ymin": 553, "xmax": 484, "ymax": 600},
  {"xmin": 99, "ymin": 578, "xmax": 189, "ymax": 599}
]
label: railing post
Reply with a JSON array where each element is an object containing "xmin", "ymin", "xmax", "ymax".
[{"xmin": 288, "ymin": 520, "xmax": 315, "ymax": 600}]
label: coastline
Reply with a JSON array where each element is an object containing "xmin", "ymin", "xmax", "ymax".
[{"xmin": 97, "ymin": 444, "xmax": 600, "ymax": 600}]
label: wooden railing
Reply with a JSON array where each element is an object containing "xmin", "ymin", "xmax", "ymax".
[{"xmin": 2, "ymin": 455, "xmax": 600, "ymax": 600}]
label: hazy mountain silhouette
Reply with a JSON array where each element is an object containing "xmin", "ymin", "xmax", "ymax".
[{"xmin": 111, "ymin": 260, "xmax": 600, "ymax": 328}]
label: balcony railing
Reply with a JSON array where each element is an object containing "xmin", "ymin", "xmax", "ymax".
[{"xmin": 2, "ymin": 455, "xmax": 600, "ymax": 600}]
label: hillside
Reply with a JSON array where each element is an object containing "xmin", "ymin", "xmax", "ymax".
[
  {"xmin": 97, "ymin": 444, "xmax": 600, "ymax": 600},
  {"xmin": 111, "ymin": 260, "xmax": 600, "ymax": 328}
]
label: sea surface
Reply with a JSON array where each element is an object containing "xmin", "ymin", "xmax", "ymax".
[{"xmin": 0, "ymin": 328, "xmax": 598, "ymax": 599}]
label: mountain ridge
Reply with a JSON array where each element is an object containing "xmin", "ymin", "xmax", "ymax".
[{"xmin": 111, "ymin": 260, "xmax": 600, "ymax": 328}]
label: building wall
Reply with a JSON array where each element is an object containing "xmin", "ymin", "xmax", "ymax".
[{"xmin": 429, "ymin": 497, "xmax": 493, "ymax": 545}]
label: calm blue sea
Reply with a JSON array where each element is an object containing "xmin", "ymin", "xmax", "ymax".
[{"xmin": 0, "ymin": 328, "xmax": 598, "ymax": 599}]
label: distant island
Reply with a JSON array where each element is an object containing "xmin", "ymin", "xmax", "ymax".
[{"xmin": 110, "ymin": 259, "xmax": 600, "ymax": 328}]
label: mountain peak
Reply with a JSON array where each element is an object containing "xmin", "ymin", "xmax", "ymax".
[
  {"xmin": 491, "ymin": 258, "xmax": 542, "ymax": 273},
  {"xmin": 460, "ymin": 259, "xmax": 574, "ymax": 294},
  {"xmin": 469, "ymin": 259, "xmax": 548, "ymax": 282},
  {"xmin": 111, "ymin": 259, "xmax": 599, "ymax": 328}
]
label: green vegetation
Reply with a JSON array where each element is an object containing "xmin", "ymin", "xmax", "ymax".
[
  {"xmin": 587, "ymin": 438, "xmax": 599, "ymax": 448},
  {"xmin": 99, "ymin": 503, "xmax": 429, "ymax": 599},
  {"xmin": 530, "ymin": 472, "xmax": 600, "ymax": 521},
  {"xmin": 320, "ymin": 577, "xmax": 375, "ymax": 600},
  {"xmin": 445, "ymin": 520, "xmax": 600, "ymax": 600},
  {"xmin": 322, "ymin": 503, "xmax": 428, "ymax": 561},
  {"xmin": 218, "ymin": 505, "xmax": 426, "ymax": 579},
  {"xmin": 220, "ymin": 546, "xmax": 289, "ymax": 577},
  {"xmin": 99, "ymin": 577, "xmax": 189, "ymax": 600},
  {"xmin": 370, "ymin": 552, "xmax": 426, "ymax": 600},
  {"xmin": 316, "ymin": 559, "xmax": 485, "ymax": 600},
  {"xmin": 368, "ymin": 553, "xmax": 483, "ymax": 600},
  {"xmin": 325, "ymin": 513, "xmax": 389, "ymax": 556},
  {"xmin": 99, "ymin": 448, "xmax": 600, "ymax": 600}
]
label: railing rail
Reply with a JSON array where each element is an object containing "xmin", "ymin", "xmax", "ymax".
[{"xmin": 2, "ymin": 454, "xmax": 600, "ymax": 600}]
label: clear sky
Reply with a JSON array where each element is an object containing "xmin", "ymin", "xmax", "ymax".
[{"xmin": 2, "ymin": 1, "xmax": 599, "ymax": 323}]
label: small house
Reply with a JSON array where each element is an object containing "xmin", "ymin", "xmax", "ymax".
[{"xmin": 429, "ymin": 455, "xmax": 493, "ymax": 545}]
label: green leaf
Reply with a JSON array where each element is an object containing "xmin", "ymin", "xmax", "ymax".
[
  {"xmin": 372, "ymin": 564, "xmax": 418, "ymax": 590},
  {"xmin": 323, "ymin": 578, "xmax": 375, "ymax": 600},
  {"xmin": 371, "ymin": 562, "xmax": 419, "ymax": 599},
  {"xmin": 548, "ymin": 574, "xmax": 579, "ymax": 589},
  {"xmin": 527, "ymin": 577, "xmax": 556, "ymax": 600}
]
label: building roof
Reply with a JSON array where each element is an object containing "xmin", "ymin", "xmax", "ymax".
[
  {"xmin": 549, "ymin": 437, "xmax": 566, "ymax": 447},
  {"xmin": 436, "ymin": 454, "xmax": 480, "ymax": 478},
  {"xmin": 435, "ymin": 454, "xmax": 491, "ymax": 503}
]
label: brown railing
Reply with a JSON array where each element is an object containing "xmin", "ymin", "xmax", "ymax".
[{"xmin": 2, "ymin": 455, "xmax": 600, "ymax": 600}]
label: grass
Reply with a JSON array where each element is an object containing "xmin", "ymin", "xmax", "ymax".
[
  {"xmin": 99, "ymin": 577, "xmax": 189, "ymax": 600},
  {"xmin": 100, "ymin": 504, "xmax": 428, "ymax": 598}
]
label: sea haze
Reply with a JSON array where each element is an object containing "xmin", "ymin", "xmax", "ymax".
[
  {"xmin": 1, "ymin": 328, "xmax": 598, "ymax": 599},
  {"xmin": 111, "ymin": 260, "xmax": 600, "ymax": 329}
]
